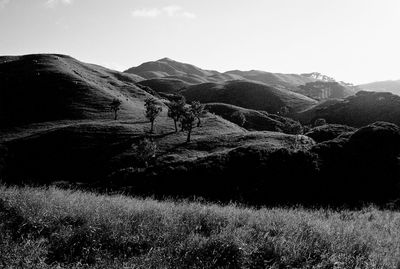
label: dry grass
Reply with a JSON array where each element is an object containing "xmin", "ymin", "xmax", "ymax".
[{"xmin": 1, "ymin": 185, "xmax": 400, "ymax": 268}]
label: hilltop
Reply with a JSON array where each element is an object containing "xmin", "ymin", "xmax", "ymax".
[{"xmin": 358, "ymin": 79, "xmax": 400, "ymax": 96}]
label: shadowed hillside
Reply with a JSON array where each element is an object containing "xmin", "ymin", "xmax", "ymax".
[
  {"xmin": 296, "ymin": 91, "xmax": 400, "ymax": 127},
  {"xmin": 205, "ymin": 103, "xmax": 303, "ymax": 134},
  {"xmin": 181, "ymin": 80, "xmax": 317, "ymax": 113},
  {"xmin": 0, "ymin": 54, "xmax": 147, "ymax": 127},
  {"xmin": 137, "ymin": 78, "xmax": 191, "ymax": 93}
]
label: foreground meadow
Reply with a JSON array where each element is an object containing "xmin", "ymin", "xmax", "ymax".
[{"xmin": 1, "ymin": 186, "xmax": 400, "ymax": 268}]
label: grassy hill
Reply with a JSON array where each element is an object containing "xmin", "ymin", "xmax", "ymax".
[
  {"xmin": 0, "ymin": 54, "xmax": 313, "ymax": 185},
  {"xmin": 137, "ymin": 78, "xmax": 191, "ymax": 93},
  {"xmin": 125, "ymin": 58, "xmax": 355, "ymax": 100},
  {"xmin": 125, "ymin": 57, "xmax": 240, "ymax": 84},
  {"xmin": 0, "ymin": 54, "xmax": 147, "ymax": 127},
  {"xmin": 1, "ymin": 185, "xmax": 400, "ymax": 268},
  {"xmin": 296, "ymin": 91, "xmax": 400, "ymax": 127},
  {"xmin": 358, "ymin": 79, "xmax": 400, "ymax": 96},
  {"xmin": 181, "ymin": 80, "xmax": 317, "ymax": 113},
  {"xmin": 205, "ymin": 103, "xmax": 303, "ymax": 134}
]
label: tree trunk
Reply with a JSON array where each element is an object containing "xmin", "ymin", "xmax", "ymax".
[
  {"xmin": 186, "ymin": 129, "xmax": 192, "ymax": 143},
  {"xmin": 114, "ymin": 110, "xmax": 118, "ymax": 120},
  {"xmin": 197, "ymin": 117, "xmax": 201, "ymax": 127},
  {"xmin": 150, "ymin": 121, "xmax": 154, "ymax": 133},
  {"xmin": 174, "ymin": 120, "xmax": 178, "ymax": 132}
]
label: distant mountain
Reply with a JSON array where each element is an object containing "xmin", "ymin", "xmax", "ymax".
[
  {"xmin": 125, "ymin": 58, "xmax": 355, "ymax": 100},
  {"xmin": 295, "ymin": 91, "xmax": 400, "ymax": 127},
  {"xmin": 301, "ymin": 72, "xmax": 336, "ymax": 82},
  {"xmin": 125, "ymin": 57, "xmax": 240, "ymax": 84},
  {"xmin": 358, "ymin": 80, "xmax": 400, "ymax": 96},
  {"xmin": 181, "ymin": 80, "xmax": 317, "ymax": 113},
  {"xmin": 137, "ymin": 78, "xmax": 190, "ymax": 93}
]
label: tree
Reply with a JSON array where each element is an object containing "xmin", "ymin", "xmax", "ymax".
[
  {"xmin": 133, "ymin": 138, "xmax": 157, "ymax": 168},
  {"xmin": 167, "ymin": 97, "xmax": 186, "ymax": 132},
  {"xmin": 144, "ymin": 98, "xmax": 162, "ymax": 133},
  {"xmin": 278, "ymin": 106, "xmax": 290, "ymax": 116},
  {"xmin": 190, "ymin": 101, "xmax": 206, "ymax": 127},
  {"xmin": 314, "ymin": 118, "xmax": 327, "ymax": 127},
  {"xmin": 110, "ymin": 98, "xmax": 122, "ymax": 120},
  {"xmin": 231, "ymin": 111, "xmax": 246, "ymax": 127},
  {"xmin": 180, "ymin": 108, "xmax": 196, "ymax": 143}
]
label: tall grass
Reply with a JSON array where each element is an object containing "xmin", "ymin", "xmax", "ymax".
[{"xmin": 1, "ymin": 185, "xmax": 400, "ymax": 268}]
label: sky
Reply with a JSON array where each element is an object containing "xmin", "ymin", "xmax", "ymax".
[{"xmin": 0, "ymin": 0, "xmax": 399, "ymax": 84}]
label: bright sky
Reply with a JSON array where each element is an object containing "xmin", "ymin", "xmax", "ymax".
[{"xmin": 0, "ymin": 0, "xmax": 399, "ymax": 84}]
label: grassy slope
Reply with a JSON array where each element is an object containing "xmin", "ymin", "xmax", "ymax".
[
  {"xmin": 182, "ymin": 80, "xmax": 317, "ymax": 113},
  {"xmin": 0, "ymin": 54, "xmax": 315, "ymax": 183},
  {"xmin": 295, "ymin": 91, "xmax": 400, "ymax": 127},
  {"xmin": 1, "ymin": 185, "xmax": 399, "ymax": 268},
  {"xmin": 358, "ymin": 80, "xmax": 400, "ymax": 96}
]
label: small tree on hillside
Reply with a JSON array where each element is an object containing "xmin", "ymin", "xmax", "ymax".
[
  {"xmin": 180, "ymin": 108, "xmax": 196, "ymax": 143},
  {"xmin": 314, "ymin": 118, "xmax": 327, "ymax": 127},
  {"xmin": 231, "ymin": 111, "xmax": 246, "ymax": 127},
  {"xmin": 145, "ymin": 98, "xmax": 162, "ymax": 133},
  {"xmin": 278, "ymin": 106, "xmax": 290, "ymax": 116},
  {"xmin": 167, "ymin": 97, "xmax": 186, "ymax": 132},
  {"xmin": 133, "ymin": 138, "xmax": 157, "ymax": 168},
  {"xmin": 190, "ymin": 101, "xmax": 206, "ymax": 127},
  {"xmin": 110, "ymin": 98, "xmax": 122, "ymax": 120}
]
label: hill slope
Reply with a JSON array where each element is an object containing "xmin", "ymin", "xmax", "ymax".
[
  {"xmin": 296, "ymin": 91, "xmax": 400, "ymax": 127},
  {"xmin": 0, "ymin": 54, "xmax": 148, "ymax": 127},
  {"xmin": 358, "ymin": 80, "xmax": 400, "ymax": 96},
  {"xmin": 181, "ymin": 80, "xmax": 317, "ymax": 113}
]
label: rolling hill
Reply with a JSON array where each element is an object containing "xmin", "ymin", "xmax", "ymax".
[
  {"xmin": 0, "ymin": 54, "xmax": 314, "ymax": 183},
  {"xmin": 295, "ymin": 91, "xmax": 400, "ymax": 127},
  {"xmin": 181, "ymin": 80, "xmax": 317, "ymax": 113},
  {"xmin": 358, "ymin": 80, "xmax": 400, "ymax": 96},
  {"xmin": 125, "ymin": 58, "xmax": 355, "ymax": 100}
]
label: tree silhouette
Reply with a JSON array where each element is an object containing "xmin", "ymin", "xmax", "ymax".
[
  {"xmin": 110, "ymin": 98, "xmax": 122, "ymax": 120},
  {"xmin": 180, "ymin": 108, "xmax": 196, "ymax": 143},
  {"xmin": 190, "ymin": 101, "xmax": 206, "ymax": 127},
  {"xmin": 314, "ymin": 118, "xmax": 327, "ymax": 127},
  {"xmin": 144, "ymin": 98, "xmax": 162, "ymax": 133},
  {"xmin": 167, "ymin": 97, "xmax": 186, "ymax": 132},
  {"xmin": 133, "ymin": 138, "xmax": 157, "ymax": 168},
  {"xmin": 231, "ymin": 111, "xmax": 246, "ymax": 127}
]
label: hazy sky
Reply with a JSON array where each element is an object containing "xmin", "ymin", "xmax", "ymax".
[{"xmin": 0, "ymin": 0, "xmax": 399, "ymax": 84}]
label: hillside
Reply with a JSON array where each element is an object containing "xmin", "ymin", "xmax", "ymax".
[
  {"xmin": 125, "ymin": 57, "xmax": 240, "ymax": 84},
  {"xmin": 181, "ymin": 80, "xmax": 317, "ymax": 113},
  {"xmin": 358, "ymin": 79, "xmax": 400, "ymax": 96},
  {"xmin": 0, "ymin": 54, "xmax": 314, "ymax": 184},
  {"xmin": 125, "ymin": 58, "xmax": 355, "ymax": 100},
  {"xmin": 205, "ymin": 103, "xmax": 303, "ymax": 134},
  {"xmin": 137, "ymin": 78, "xmax": 190, "ymax": 93},
  {"xmin": 0, "ymin": 54, "xmax": 147, "ymax": 127},
  {"xmin": 296, "ymin": 91, "xmax": 400, "ymax": 127}
]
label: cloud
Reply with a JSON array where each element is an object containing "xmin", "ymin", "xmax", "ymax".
[
  {"xmin": 0, "ymin": 0, "xmax": 11, "ymax": 9},
  {"xmin": 46, "ymin": 0, "xmax": 73, "ymax": 8},
  {"xmin": 131, "ymin": 8, "xmax": 162, "ymax": 18},
  {"xmin": 131, "ymin": 5, "xmax": 196, "ymax": 19}
]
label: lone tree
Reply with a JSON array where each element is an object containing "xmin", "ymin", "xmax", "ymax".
[
  {"xmin": 144, "ymin": 98, "xmax": 162, "ymax": 133},
  {"xmin": 314, "ymin": 118, "xmax": 327, "ymax": 127},
  {"xmin": 231, "ymin": 111, "xmax": 246, "ymax": 127},
  {"xmin": 110, "ymin": 98, "xmax": 122, "ymax": 120},
  {"xmin": 167, "ymin": 97, "xmax": 186, "ymax": 132},
  {"xmin": 278, "ymin": 106, "xmax": 290, "ymax": 116},
  {"xmin": 190, "ymin": 101, "xmax": 206, "ymax": 127},
  {"xmin": 180, "ymin": 107, "xmax": 196, "ymax": 143},
  {"xmin": 133, "ymin": 138, "xmax": 157, "ymax": 168}
]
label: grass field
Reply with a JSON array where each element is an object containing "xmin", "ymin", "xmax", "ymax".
[{"xmin": 1, "ymin": 185, "xmax": 400, "ymax": 268}]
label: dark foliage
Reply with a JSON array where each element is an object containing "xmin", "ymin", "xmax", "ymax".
[{"xmin": 305, "ymin": 124, "xmax": 356, "ymax": 143}]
